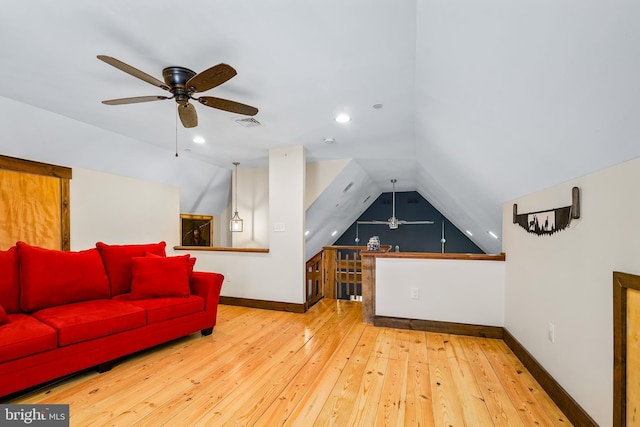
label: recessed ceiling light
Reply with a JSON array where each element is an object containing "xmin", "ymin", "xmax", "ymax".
[
  {"xmin": 331, "ymin": 230, "xmax": 338, "ymax": 236},
  {"xmin": 324, "ymin": 137, "xmax": 335, "ymax": 144},
  {"xmin": 373, "ymin": 103, "xmax": 383, "ymax": 109},
  {"xmin": 335, "ymin": 114, "xmax": 351, "ymax": 123},
  {"xmin": 305, "ymin": 230, "xmax": 310, "ymax": 236},
  {"xmin": 488, "ymin": 231, "xmax": 498, "ymax": 239},
  {"xmin": 466, "ymin": 230, "xmax": 473, "ymax": 236},
  {"xmin": 193, "ymin": 136, "xmax": 205, "ymax": 144}
]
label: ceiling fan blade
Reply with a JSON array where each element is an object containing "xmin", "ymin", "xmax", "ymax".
[
  {"xmin": 397, "ymin": 220, "xmax": 435, "ymax": 225},
  {"xmin": 186, "ymin": 63, "xmax": 237, "ymax": 93},
  {"xmin": 357, "ymin": 220, "xmax": 390, "ymax": 225},
  {"xmin": 97, "ymin": 55, "xmax": 169, "ymax": 90},
  {"xmin": 198, "ymin": 96, "xmax": 258, "ymax": 116},
  {"xmin": 178, "ymin": 103, "xmax": 198, "ymax": 128},
  {"xmin": 102, "ymin": 95, "xmax": 169, "ymax": 105}
]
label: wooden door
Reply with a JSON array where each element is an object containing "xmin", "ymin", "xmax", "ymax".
[{"xmin": 0, "ymin": 155, "xmax": 71, "ymax": 250}]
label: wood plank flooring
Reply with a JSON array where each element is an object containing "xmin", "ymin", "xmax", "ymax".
[{"xmin": 9, "ymin": 299, "xmax": 572, "ymax": 426}]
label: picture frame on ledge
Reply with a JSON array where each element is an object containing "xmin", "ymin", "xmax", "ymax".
[{"xmin": 180, "ymin": 214, "xmax": 213, "ymax": 247}]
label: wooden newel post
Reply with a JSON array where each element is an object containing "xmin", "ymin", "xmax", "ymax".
[
  {"xmin": 322, "ymin": 247, "xmax": 337, "ymax": 299},
  {"xmin": 361, "ymin": 254, "xmax": 376, "ymax": 323}
]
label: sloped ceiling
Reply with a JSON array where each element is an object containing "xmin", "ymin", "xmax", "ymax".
[
  {"xmin": 412, "ymin": 1, "xmax": 640, "ymax": 253},
  {"xmin": 306, "ymin": 161, "xmax": 382, "ymax": 258},
  {"xmin": 1, "ymin": 1, "xmax": 639, "ymax": 255}
]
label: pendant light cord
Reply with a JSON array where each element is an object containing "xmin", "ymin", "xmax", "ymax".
[{"xmin": 233, "ymin": 162, "xmax": 240, "ymax": 214}]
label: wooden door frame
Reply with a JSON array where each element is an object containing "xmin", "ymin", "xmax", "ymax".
[{"xmin": 613, "ymin": 271, "xmax": 640, "ymax": 426}]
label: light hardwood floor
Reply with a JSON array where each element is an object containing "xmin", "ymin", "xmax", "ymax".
[{"xmin": 10, "ymin": 299, "xmax": 572, "ymax": 426}]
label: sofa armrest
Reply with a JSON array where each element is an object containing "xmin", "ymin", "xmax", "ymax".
[{"xmin": 189, "ymin": 271, "xmax": 224, "ymax": 327}]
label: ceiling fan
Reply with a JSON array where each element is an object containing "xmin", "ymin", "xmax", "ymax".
[
  {"xmin": 97, "ymin": 55, "xmax": 258, "ymax": 128},
  {"xmin": 357, "ymin": 179, "xmax": 434, "ymax": 229}
]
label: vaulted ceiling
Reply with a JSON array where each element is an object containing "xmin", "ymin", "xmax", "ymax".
[{"xmin": 1, "ymin": 1, "xmax": 639, "ymax": 254}]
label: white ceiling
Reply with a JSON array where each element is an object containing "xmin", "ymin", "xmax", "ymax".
[{"xmin": 1, "ymin": 1, "xmax": 639, "ymax": 254}]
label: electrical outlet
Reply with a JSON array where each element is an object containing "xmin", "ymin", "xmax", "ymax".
[
  {"xmin": 548, "ymin": 322, "xmax": 555, "ymax": 343},
  {"xmin": 410, "ymin": 288, "xmax": 419, "ymax": 300}
]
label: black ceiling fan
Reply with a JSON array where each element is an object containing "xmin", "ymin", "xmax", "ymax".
[
  {"xmin": 97, "ymin": 55, "xmax": 258, "ymax": 128},
  {"xmin": 358, "ymin": 179, "xmax": 434, "ymax": 229}
]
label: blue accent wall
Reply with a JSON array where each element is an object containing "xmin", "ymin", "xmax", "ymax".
[{"xmin": 334, "ymin": 191, "xmax": 484, "ymax": 254}]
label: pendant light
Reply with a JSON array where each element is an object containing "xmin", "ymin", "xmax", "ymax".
[{"xmin": 230, "ymin": 162, "xmax": 243, "ymax": 232}]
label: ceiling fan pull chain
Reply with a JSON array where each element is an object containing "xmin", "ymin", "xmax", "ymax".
[{"xmin": 175, "ymin": 108, "xmax": 178, "ymax": 157}]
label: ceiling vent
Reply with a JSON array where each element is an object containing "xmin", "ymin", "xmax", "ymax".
[
  {"xmin": 235, "ymin": 117, "xmax": 261, "ymax": 127},
  {"xmin": 342, "ymin": 182, "xmax": 354, "ymax": 193}
]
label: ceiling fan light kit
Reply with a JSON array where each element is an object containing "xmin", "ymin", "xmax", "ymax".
[{"xmin": 97, "ymin": 55, "xmax": 258, "ymax": 128}]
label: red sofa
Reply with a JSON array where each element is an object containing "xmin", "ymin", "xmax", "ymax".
[{"xmin": 0, "ymin": 241, "xmax": 223, "ymax": 398}]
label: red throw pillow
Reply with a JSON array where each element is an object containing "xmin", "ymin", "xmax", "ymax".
[
  {"xmin": 17, "ymin": 242, "xmax": 111, "ymax": 312},
  {"xmin": 0, "ymin": 246, "xmax": 20, "ymax": 313},
  {"xmin": 96, "ymin": 242, "xmax": 166, "ymax": 296},
  {"xmin": 0, "ymin": 304, "xmax": 7, "ymax": 325},
  {"xmin": 130, "ymin": 255, "xmax": 190, "ymax": 299},
  {"xmin": 145, "ymin": 252, "xmax": 196, "ymax": 277}
]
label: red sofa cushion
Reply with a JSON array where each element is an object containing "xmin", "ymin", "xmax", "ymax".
[
  {"xmin": 145, "ymin": 252, "xmax": 197, "ymax": 277},
  {"xmin": 17, "ymin": 242, "xmax": 111, "ymax": 312},
  {"xmin": 130, "ymin": 255, "xmax": 191, "ymax": 299},
  {"xmin": 0, "ymin": 305, "xmax": 7, "ymax": 325},
  {"xmin": 0, "ymin": 246, "xmax": 20, "ymax": 313},
  {"xmin": 96, "ymin": 242, "xmax": 167, "ymax": 296},
  {"xmin": 113, "ymin": 294, "xmax": 205, "ymax": 323},
  {"xmin": 32, "ymin": 300, "xmax": 146, "ymax": 346},
  {"xmin": 0, "ymin": 314, "xmax": 58, "ymax": 363}
]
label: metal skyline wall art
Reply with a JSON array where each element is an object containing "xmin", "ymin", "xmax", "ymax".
[{"xmin": 513, "ymin": 187, "xmax": 580, "ymax": 236}]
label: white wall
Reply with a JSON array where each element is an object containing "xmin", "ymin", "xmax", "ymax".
[
  {"xmin": 194, "ymin": 146, "xmax": 307, "ymax": 303},
  {"xmin": 229, "ymin": 159, "xmax": 351, "ymax": 250},
  {"xmin": 376, "ymin": 258, "xmax": 505, "ymax": 326},
  {"xmin": 70, "ymin": 168, "xmax": 180, "ymax": 251},
  {"xmin": 231, "ymin": 166, "xmax": 269, "ymax": 248},
  {"xmin": 227, "ymin": 158, "xmax": 360, "ymax": 252},
  {"xmin": 503, "ymin": 156, "xmax": 640, "ymax": 427},
  {"xmin": 69, "ymin": 149, "xmax": 307, "ymax": 303},
  {"xmin": 305, "ymin": 159, "xmax": 350, "ymax": 210}
]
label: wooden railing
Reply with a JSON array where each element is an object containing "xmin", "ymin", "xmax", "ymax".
[
  {"xmin": 306, "ymin": 245, "xmax": 395, "ymax": 305},
  {"xmin": 306, "ymin": 250, "xmax": 324, "ymax": 308},
  {"xmin": 322, "ymin": 246, "xmax": 362, "ymax": 300},
  {"xmin": 319, "ymin": 245, "xmax": 391, "ymax": 301},
  {"xmin": 336, "ymin": 248, "xmax": 362, "ymax": 301},
  {"xmin": 306, "ymin": 246, "xmax": 499, "ymax": 310}
]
